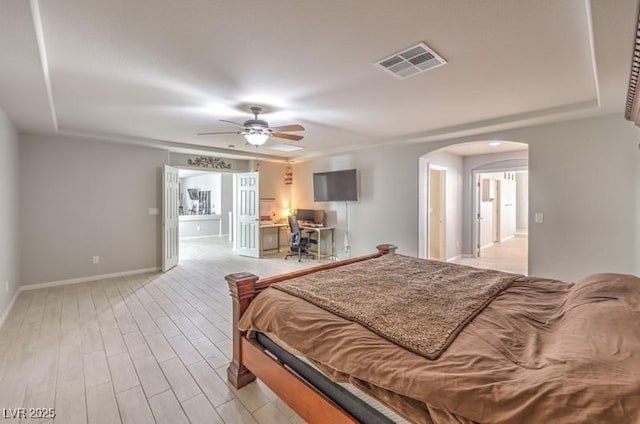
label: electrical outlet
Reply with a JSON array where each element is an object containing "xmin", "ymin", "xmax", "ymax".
[
  {"xmin": 4, "ymin": 281, "xmax": 8, "ymax": 293},
  {"xmin": 92, "ymin": 256, "xmax": 100, "ymax": 264}
]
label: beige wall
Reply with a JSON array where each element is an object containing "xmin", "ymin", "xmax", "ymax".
[
  {"xmin": 292, "ymin": 146, "xmax": 428, "ymax": 259},
  {"xmin": 292, "ymin": 114, "xmax": 639, "ymax": 281},
  {"xmin": 20, "ymin": 133, "xmax": 168, "ymax": 285},
  {"xmin": 220, "ymin": 173, "xmax": 233, "ymax": 236},
  {"xmin": 249, "ymin": 160, "xmax": 292, "ymax": 215},
  {"xmin": 248, "ymin": 160, "xmax": 292, "ymax": 248},
  {"xmin": 419, "ymin": 151, "xmax": 464, "ymax": 260},
  {"xmin": 14, "ymin": 114, "xmax": 640, "ymax": 286},
  {"xmin": 525, "ymin": 116, "xmax": 638, "ymax": 280},
  {"xmin": 0, "ymin": 109, "xmax": 20, "ymax": 319}
]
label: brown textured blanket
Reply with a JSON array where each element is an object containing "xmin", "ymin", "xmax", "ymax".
[
  {"xmin": 273, "ymin": 254, "xmax": 521, "ymax": 359},
  {"xmin": 239, "ymin": 273, "xmax": 640, "ymax": 423}
]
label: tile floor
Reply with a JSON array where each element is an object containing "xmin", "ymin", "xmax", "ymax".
[
  {"xmin": 0, "ymin": 236, "xmax": 529, "ymax": 423},
  {"xmin": 0, "ymin": 237, "xmax": 315, "ymax": 424},
  {"xmin": 450, "ymin": 235, "xmax": 528, "ymax": 275}
]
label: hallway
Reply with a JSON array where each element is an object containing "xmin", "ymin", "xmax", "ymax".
[{"xmin": 451, "ymin": 235, "xmax": 528, "ymax": 275}]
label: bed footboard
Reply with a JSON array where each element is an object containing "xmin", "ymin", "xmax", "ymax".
[
  {"xmin": 226, "ymin": 271, "xmax": 260, "ymax": 388},
  {"xmin": 225, "ymin": 244, "xmax": 397, "ymax": 390}
]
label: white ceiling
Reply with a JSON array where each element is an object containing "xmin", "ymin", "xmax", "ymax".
[
  {"xmin": 439, "ymin": 141, "xmax": 528, "ymax": 157},
  {"xmin": 0, "ymin": 0, "xmax": 637, "ymax": 161}
]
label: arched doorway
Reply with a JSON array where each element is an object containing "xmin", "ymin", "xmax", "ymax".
[{"xmin": 418, "ymin": 141, "xmax": 529, "ymax": 274}]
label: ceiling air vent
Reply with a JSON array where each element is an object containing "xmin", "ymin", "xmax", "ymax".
[{"xmin": 375, "ymin": 42, "xmax": 446, "ymax": 79}]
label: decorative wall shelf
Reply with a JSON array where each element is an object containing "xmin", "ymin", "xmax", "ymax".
[
  {"xmin": 187, "ymin": 156, "xmax": 233, "ymax": 169},
  {"xmin": 284, "ymin": 166, "xmax": 293, "ymax": 185}
]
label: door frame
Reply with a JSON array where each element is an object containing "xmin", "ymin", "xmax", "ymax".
[
  {"xmin": 427, "ymin": 165, "xmax": 447, "ymax": 261},
  {"xmin": 471, "ymin": 161, "xmax": 527, "ymax": 258},
  {"xmin": 418, "ymin": 157, "xmax": 448, "ymax": 260},
  {"xmin": 163, "ymin": 166, "xmax": 238, "ymax": 263},
  {"xmin": 493, "ymin": 179, "xmax": 501, "ymax": 243}
]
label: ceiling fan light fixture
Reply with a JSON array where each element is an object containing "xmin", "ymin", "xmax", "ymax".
[
  {"xmin": 198, "ymin": 105, "xmax": 304, "ymax": 146},
  {"xmin": 244, "ymin": 132, "xmax": 270, "ymax": 146}
]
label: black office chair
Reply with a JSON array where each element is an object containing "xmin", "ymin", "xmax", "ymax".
[{"xmin": 284, "ymin": 215, "xmax": 318, "ymax": 261}]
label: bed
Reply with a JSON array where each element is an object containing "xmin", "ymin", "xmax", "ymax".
[{"xmin": 225, "ymin": 244, "xmax": 640, "ymax": 423}]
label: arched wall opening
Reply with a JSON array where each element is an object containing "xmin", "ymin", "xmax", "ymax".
[{"xmin": 418, "ymin": 140, "xmax": 529, "ymax": 272}]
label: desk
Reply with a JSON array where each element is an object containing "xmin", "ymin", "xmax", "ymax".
[
  {"xmin": 300, "ymin": 226, "xmax": 335, "ymax": 262},
  {"xmin": 259, "ymin": 223, "xmax": 288, "ymax": 257}
]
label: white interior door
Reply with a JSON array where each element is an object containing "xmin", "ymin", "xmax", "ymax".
[
  {"xmin": 236, "ymin": 172, "xmax": 260, "ymax": 258},
  {"xmin": 162, "ymin": 165, "xmax": 180, "ymax": 271},
  {"xmin": 476, "ymin": 175, "xmax": 482, "ymax": 257},
  {"xmin": 493, "ymin": 180, "xmax": 501, "ymax": 243}
]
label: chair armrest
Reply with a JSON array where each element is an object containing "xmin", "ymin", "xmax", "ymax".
[{"xmin": 290, "ymin": 233, "xmax": 301, "ymax": 246}]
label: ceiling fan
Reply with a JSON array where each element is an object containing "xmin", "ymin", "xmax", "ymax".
[{"xmin": 198, "ymin": 106, "xmax": 305, "ymax": 146}]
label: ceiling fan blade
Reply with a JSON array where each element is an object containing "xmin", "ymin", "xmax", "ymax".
[
  {"xmin": 197, "ymin": 131, "xmax": 240, "ymax": 135},
  {"xmin": 272, "ymin": 132, "xmax": 304, "ymax": 141},
  {"xmin": 220, "ymin": 119, "xmax": 246, "ymax": 128},
  {"xmin": 269, "ymin": 124, "xmax": 305, "ymax": 132}
]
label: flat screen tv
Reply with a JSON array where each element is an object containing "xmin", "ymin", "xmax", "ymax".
[{"xmin": 313, "ymin": 169, "xmax": 358, "ymax": 202}]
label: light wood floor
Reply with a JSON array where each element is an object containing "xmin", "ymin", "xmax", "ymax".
[
  {"xmin": 0, "ymin": 237, "xmax": 317, "ymax": 424},
  {"xmin": 451, "ymin": 235, "xmax": 528, "ymax": 275}
]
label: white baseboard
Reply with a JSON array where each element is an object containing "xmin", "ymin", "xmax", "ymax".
[
  {"xmin": 21, "ymin": 267, "xmax": 161, "ymax": 291},
  {"xmin": 481, "ymin": 242, "xmax": 494, "ymax": 249},
  {"xmin": 501, "ymin": 235, "xmax": 515, "ymax": 242},
  {"xmin": 447, "ymin": 255, "xmax": 462, "ymax": 261},
  {"xmin": 0, "ymin": 289, "xmax": 21, "ymax": 330},
  {"xmin": 1, "ymin": 267, "xmax": 161, "ymax": 329}
]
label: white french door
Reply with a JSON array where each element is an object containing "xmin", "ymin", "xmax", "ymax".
[
  {"xmin": 162, "ymin": 165, "xmax": 180, "ymax": 271},
  {"xmin": 236, "ymin": 172, "xmax": 260, "ymax": 258}
]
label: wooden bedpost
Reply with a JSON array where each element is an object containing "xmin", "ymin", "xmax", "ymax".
[
  {"xmin": 226, "ymin": 272, "xmax": 259, "ymax": 388},
  {"xmin": 376, "ymin": 244, "xmax": 398, "ymax": 255}
]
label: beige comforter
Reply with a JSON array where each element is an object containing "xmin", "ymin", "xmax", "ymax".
[{"xmin": 239, "ymin": 273, "xmax": 640, "ymax": 423}]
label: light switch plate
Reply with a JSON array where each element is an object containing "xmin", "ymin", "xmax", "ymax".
[
  {"xmin": 148, "ymin": 208, "xmax": 159, "ymax": 216},
  {"xmin": 534, "ymin": 212, "xmax": 544, "ymax": 224}
]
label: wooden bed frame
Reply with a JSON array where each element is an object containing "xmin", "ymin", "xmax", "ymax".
[{"xmin": 225, "ymin": 244, "xmax": 398, "ymax": 424}]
